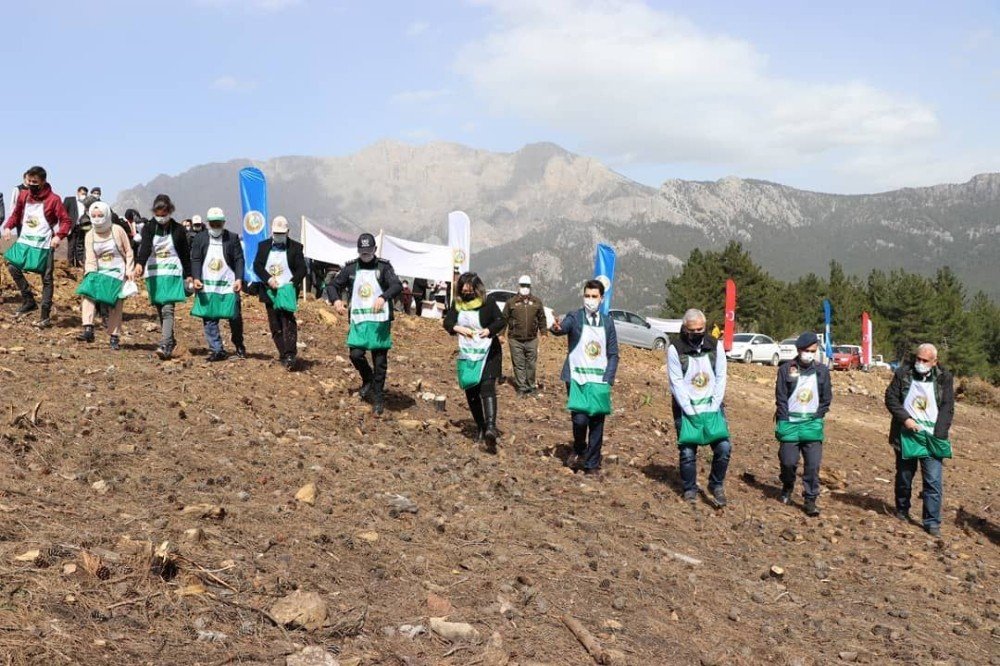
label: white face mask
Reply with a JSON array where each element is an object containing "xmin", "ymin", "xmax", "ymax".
[
  {"xmin": 583, "ymin": 297, "xmax": 601, "ymax": 314},
  {"xmin": 519, "ymin": 287, "xmax": 530, "ymax": 296},
  {"xmin": 91, "ymin": 216, "xmax": 111, "ymax": 233},
  {"xmin": 273, "ymin": 233, "xmax": 287, "ymax": 244},
  {"xmin": 209, "ymin": 227, "xmax": 224, "ymax": 238},
  {"xmin": 914, "ymin": 362, "xmax": 932, "ymax": 375},
  {"xmin": 799, "ymin": 351, "xmax": 815, "ymax": 364},
  {"xmin": 154, "ymin": 215, "xmax": 169, "ymax": 224}
]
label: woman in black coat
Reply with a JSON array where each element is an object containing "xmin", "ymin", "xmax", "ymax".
[{"xmin": 443, "ymin": 272, "xmax": 506, "ymax": 452}]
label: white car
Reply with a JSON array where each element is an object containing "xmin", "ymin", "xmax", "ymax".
[
  {"xmin": 487, "ymin": 290, "xmax": 556, "ymax": 329},
  {"xmin": 727, "ymin": 333, "xmax": 781, "ymax": 366},
  {"xmin": 778, "ymin": 337, "xmax": 799, "ymax": 362}
]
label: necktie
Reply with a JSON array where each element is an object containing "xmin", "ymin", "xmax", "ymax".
[{"xmin": 591, "ymin": 315, "xmax": 597, "ymax": 326}]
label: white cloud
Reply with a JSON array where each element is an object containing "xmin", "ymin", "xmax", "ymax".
[
  {"xmin": 390, "ymin": 89, "xmax": 451, "ymax": 105},
  {"xmin": 457, "ymin": 0, "xmax": 940, "ymax": 172},
  {"xmin": 406, "ymin": 20, "xmax": 430, "ymax": 37},
  {"xmin": 212, "ymin": 76, "xmax": 257, "ymax": 93}
]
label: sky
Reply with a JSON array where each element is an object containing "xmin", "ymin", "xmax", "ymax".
[{"xmin": 2, "ymin": 0, "xmax": 997, "ymax": 202}]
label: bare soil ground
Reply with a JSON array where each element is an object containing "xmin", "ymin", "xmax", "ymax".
[{"xmin": 0, "ymin": 265, "xmax": 996, "ymax": 666}]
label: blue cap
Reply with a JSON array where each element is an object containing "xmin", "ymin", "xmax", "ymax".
[{"xmin": 795, "ymin": 332, "xmax": 819, "ymax": 349}]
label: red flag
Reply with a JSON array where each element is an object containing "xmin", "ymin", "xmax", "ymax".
[
  {"xmin": 861, "ymin": 311, "xmax": 872, "ymax": 367},
  {"xmin": 723, "ymin": 278, "xmax": 736, "ymax": 352}
]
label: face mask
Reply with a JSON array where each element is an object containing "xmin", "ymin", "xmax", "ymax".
[
  {"xmin": 461, "ymin": 291, "xmax": 476, "ymax": 302},
  {"xmin": 518, "ymin": 287, "xmax": 530, "ymax": 296},
  {"xmin": 359, "ymin": 252, "xmax": 375, "ymax": 263},
  {"xmin": 209, "ymin": 227, "xmax": 224, "ymax": 238},
  {"xmin": 29, "ymin": 184, "xmax": 42, "ymax": 195},
  {"xmin": 273, "ymin": 233, "xmax": 287, "ymax": 244},
  {"xmin": 683, "ymin": 330, "xmax": 705, "ymax": 346},
  {"xmin": 799, "ymin": 351, "xmax": 816, "ymax": 364},
  {"xmin": 583, "ymin": 297, "xmax": 601, "ymax": 313},
  {"xmin": 91, "ymin": 215, "xmax": 111, "ymax": 232},
  {"xmin": 154, "ymin": 215, "xmax": 169, "ymax": 224},
  {"xmin": 914, "ymin": 362, "xmax": 932, "ymax": 375}
]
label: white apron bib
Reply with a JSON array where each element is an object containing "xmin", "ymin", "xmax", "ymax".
[
  {"xmin": 145, "ymin": 230, "xmax": 186, "ymax": 304},
  {"xmin": 456, "ymin": 308, "xmax": 492, "ymax": 389},
  {"xmin": 4, "ymin": 202, "xmax": 52, "ymax": 273},
  {"xmin": 192, "ymin": 237, "xmax": 238, "ymax": 319},
  {"xmin": 566, "ymin": 315, "xmax": 611, "ymax": 416},
  {"xmin": 346, "ymin": 268, "xmax": 391, "ymax": 350}
]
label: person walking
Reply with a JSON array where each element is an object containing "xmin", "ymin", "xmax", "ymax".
[
  {"xmin": 329, "ymin": 233, "xmax": 403, "ymax": 414},
  {"xmin": 253, "ymin": 216, "xmax": 307, "ymax": 370},
  {"xmin": 667, "ymin": 308, "xmax": 732, "ymax": 507},
  {"xmin": 412, "ymin": 277, "xmax": 428, "ymax": 317},
  {"xmin": 884, "ymin": 343, "xmax": 955, "ymax": 537},
  {"xmin": 444, "ymin": 272, "xmax": 507, "ymax": 452},
  {"xmin": 63, "ymin": 186, "xmax": 89, "ymax": 268},
  {"xmin": 504, "ymin": 274, "xmax": 547, "ymax": 397},
  {"xmin": 550, "ymin": 279, "xmax": 619, "ymax": 478},
  {"xmin": 774, "ymin": 332, "xmax": 832, "ymax": 516},
  {"xmin": 189, "ymin": 207, "xmax": 246, "ymax": 361},
  {"xmin": 133, "ymin": 194, "xmax": 190, "ymax": 360},
  {"xmin": 2, "ymin": 166, "xmax": 72, "ymax": 327},
  {"xmin": 400, "ymin": 280, "xmax": 413, "ymax": 314},
  {"xmin": 74, "ymin": 202, "xmax": 134, "ymax": 349}
]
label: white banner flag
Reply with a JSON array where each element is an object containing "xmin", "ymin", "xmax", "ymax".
[
  {"xmin": 379, "ymin": 233, "xmax": 454, "ymax": 283},
  {"xmin": 301, "ymin": 217, "xmax": 359, "ymax": 266},
  {"xmin": 447, "ymin": 210, "xmax": 471, "ymax": 274}
]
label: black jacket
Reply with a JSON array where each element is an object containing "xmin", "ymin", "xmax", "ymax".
[
  {"xmin": 444, "ymin": 298, "xmax": 507, "ymax": 381},
  {"xmin": 884, "ymin": 364, "xmax": 955, "ymax": 448},
  {"xmin": 775, "ymin": 360, "xmax": 832, "ymax": 421},
  {"xmin": 136, "ymin": 219, "xmax": 192, "ymax": 279},
  {"xmin": 327, "ymin": 258, "xmax": 403, "ymax": 321},
  {"xmin": 253, "ymin": 238, "xmax": 308, "ymax": 304},
  {"xmin": 190, "ymin": 230, "xmax": 245, "ymax": 282}
]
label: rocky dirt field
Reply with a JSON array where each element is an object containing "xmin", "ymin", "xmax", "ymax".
[{"xmin": 0, "ymin": 265, "xmax": 996, "ymax": 666}]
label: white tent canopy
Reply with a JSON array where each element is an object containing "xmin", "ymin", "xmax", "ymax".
[{"xmin": 301, "ymin": 216, "xmax": 457, "ymax": 282}]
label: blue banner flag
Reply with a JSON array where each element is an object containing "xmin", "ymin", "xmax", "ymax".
[
  {"xmin": 239, "ymin": 167, "xmax": 269, "ymax": 283},
  {"xmin": 823, "ymin": 299, "xmax": 834, "ymax": 359},
  {"xmin": 593, "ymin": 244, "xmax": 616, "ymax": 315}
]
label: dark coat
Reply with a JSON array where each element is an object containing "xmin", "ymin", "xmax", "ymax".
[
  {"xmin": 327, "ymin": 258, "xmax": 403, "ymax": 322},
  {"xmin": 550, "ymin": 309, "xmax": 619, "ymax": 385},
  {"xmin": 884, "ymin": 364, "xmax": 955, "ymax": 448},
  {"xmin": 190, "ymin": 230, "xmax": 245, "ymax": 282},
  {"xmin": 774, "ymin": 360, "xmax": 833, "ymax": 421},
  {"xmin": 252, "ymin": 238, "xmax": 308, "ymax": 305},
  {"xmin": 443, "ymin": 298, "xmax": 507, "ymax": 380},
  {"xmin": 136, "ymin": 219, "xmax": 192, "ymax": 279}
]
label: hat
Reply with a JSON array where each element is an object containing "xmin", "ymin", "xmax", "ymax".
[
  {"xmin": 151, "ymin": 194, "xmax": 174, "ymax": 212},
  {"xmin": 518, "ymin": 275, "xmax": 531, "ymax": 286},
  {"xmin": 795, "ymin": 332, "xmax": 819, "ymax": 350},
  {"xmin": 206, "ymin": 207, "xmax": 225, "ymax": 222},
  {"xmin": 357, "ymin": 233, "xmax": 376, "ymax": 251},
  {"xmin": 272, "ymin": 216, "xmax": 289, "ymax": 233},
  {"xmin": 191, "ymin": 215, "xmax": 203, "ymax": 227},
  {"xmin": 90, "ymin": 186, "xmax": 101, "ymax": 194}
]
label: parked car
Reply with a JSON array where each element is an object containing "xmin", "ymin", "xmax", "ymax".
[
  {"xmin": 486, "ymin": 289, "xmax": 556, "ymax": 329},
  {"xmin": 869, "ymin": 354, "xmax": 892, "ymax": 370},
  {"xmin": 832, "ymin": 345, "xmax": 862, "ymax": 370},
  {"xmin": 727, "ymin": 333, "xmax": 781, "ymax": 366},
  {"xmin": 608, "ymin": 309, "xmax": 668, "ymax": 350},
  {"xmin": 778, "ymin": 337, "xmax": 799, "ymax": 362}
]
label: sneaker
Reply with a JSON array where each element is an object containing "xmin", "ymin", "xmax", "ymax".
[
  {"xmin": 358, "ymin": 381, "xmax": 373, "ymax": 401},
  {"xmin": 77, "ymin": 326, "xmax": 95, "ymax": 343},
  {"xmin": 14, "ymin": 300, "xmax": 37, "ymax": 317},
  {"xmin": 710, "ymin": 487, "xmax": 728, "ymax": 508},
  {"xmin": 208, "ymin": 350, "xmax": 228, "ymax": 362},
  {"xmin": 779, "ymin": 491, "xmax": 792, "ymax": 505},
  {"xmin": 926, "ymin": 525, "xmax": 941, "ymax": 537},
  {"xmin": 683, "ymin": 490, "xmax": 698, "ymax": 506},
  {"xmin": 109, "ymin": 336, "xmax": 120, "ymax": 351},
  {"xmin": 33, "ymin": 317, "xmax": 52, "ymax": 329},
  {"xmin": 804, "ymin": 499, "xmax": 820, "ymax": 517},
  {"xmin": 894, "ymin": 510, "xmax": 911, "ymax": 522},
  {"xmin": 155, "ymin": 345, "xmax": 172, "ymax": 360},
  {"xmin": 234, "ymin": 346, "xmax": 246, "ymax": 359}
]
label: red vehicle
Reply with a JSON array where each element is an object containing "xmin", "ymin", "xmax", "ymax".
[{"xmin": 832, "ymin": 345, "xmax": 862, "ymax": 370}]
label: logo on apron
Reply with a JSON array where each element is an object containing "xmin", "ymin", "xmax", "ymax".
[
  {"xmin": 26, "ymin": 217, "xmax": 40, "ymax": 229},
  {"xmin": 692, "ymin": 372, "xmax": 710, "ymax": 389},
  {"xmin": 99, "ymin": 252, "xmax": 114, "ymax": 264},
  {"xmin": 585, "ymin": 341, "xmax": 602, "ymax": 359},
  {"xmin": 156, "ymin": 249, "xmax": 171, "ymax": 259},
  {"xmin": 243, "ymin": 211, "xmax": 265, "ymax": 234},
  {"xmin": 268, "ymin": 263, "xmax": 283, "ymax": 277},
  {"xmin": 359, "ymin": 282, "xmax": 374, "ymax": 299},
  {"xmin": 796, "ymin": 388, "xmax": 814, "ymax": 403},
  {"xmin": 913, "ymin": 396, "xmax": 928, "ymax": 414},
  {"xmin": 208, "ymin": 258, "xmax": 223, "ymax": 271}
]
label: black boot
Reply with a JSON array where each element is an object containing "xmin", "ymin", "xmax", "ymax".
[
  {"xmin": 482, "ymin": 396, "xmax": 499, "ymax": 453},
  {"xmin": 466, "ymin": 393, "xmax": 486, "ymax": 442},
  {"xmin": 15, "ymin": 299, "xmax": 37, "ymax": 316},
  {"xmin": 77, "ymin": 325, "xmax": 95, "ymax": 343},
  {"xmin": 34, "ymin": 307, "xmax": 52, "ymax": 329},
  {"xmin": 372, "ymin": 389, "xmax": 385, "ymax": 416}
]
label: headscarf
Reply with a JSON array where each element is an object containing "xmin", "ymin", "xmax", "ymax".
[{"xmin": 89, "ymin": 201, "xmax": 113, "ymax": 235}]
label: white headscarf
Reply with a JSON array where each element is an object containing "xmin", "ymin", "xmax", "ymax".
[{"xmin": 89, "ymin": 201, "xmax": 113, "ymax": 235}]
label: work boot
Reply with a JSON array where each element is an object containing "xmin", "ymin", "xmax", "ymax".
[
  {"xmin": 926, "ymin": 525, "xmax": 941, "ymax": 537},
  {"xmin": 894, "ymin": 509, "xmax": 911, "ymax": 522},
  {"xmin": 373, "ymin": 391, "xmax": 385, "ymax": 416},
  {"xmin": 14, "ymin": 299, "xmax": 37, "ymax": 317},
  {"xmin": 77, "ymin": 325, "xmax": 95, "ymax": 343},
  {"xmin": 358, "ymin": 381, "xmax": 373, "ymax": 401},
  {"xmin": 284, "ymin": 354, "xmax": 298, "ymax": 371},
  {"xmin": 779, "ymin": 487, "xmax": 793, "ymax": 505},
  {"xmin": 235, "ymin": 346, "xmax": 246, "ymax": 359},
  {"xmin": 804, "ymin": 498, "xmax": 820, "ymax": 517},
  {"xmin": 481, "ymin": 395, "xmax": 499, "ymax": 453},
  {"xmin": 109, "ymin": 336, "xmax": 120, "ymax": 351},
  {"xmin": 683, "ymin": 490, "xmax": 698, "ymax": 506},
  {"xmin": 208, "ymin": 350, "xmax": 228, "ymax": 362},
  {"xmin": 155, "ymin": 344, "xmax": 172, "ymax": 360}
]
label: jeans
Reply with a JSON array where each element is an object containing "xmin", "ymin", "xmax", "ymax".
[
  {"xmin": 202, "ymin": 297, "xmax": 244, "ymax": 353},
  {"xmin": 350, "ymin": 347, "xmax": 389, "ymax": 393},
  {"xmin": 266, "ymin": 305, "xmax": 297, "ymax": 357},
  {"xmin": 895, "ymin": 449, "xmax": 943, "ymax": 529},
  {"xmin": 9, "ymin": 251, "xmax": 54, "ymax": 313},
  {"xmin": 155, "ymin": 303, "xmax": 175, "ymax": 348},
  {"xmin": 779, "ymin": 441, "xmax": 823, "ymax": 500},
  {"xmin": 678, "ymin": 440, "xmax": 731, "ymax": 493},
  {"xmin": 509, "ymin": 337, "xmax": 539, "ymax": 393}
]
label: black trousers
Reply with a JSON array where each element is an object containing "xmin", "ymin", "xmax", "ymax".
[
  {"xmin": 566, "ymin": 383, "xmax": 605, "ymax": 470},
  {"xmin": 350, "ymin": 347, "xmax": 388, "ymax": 391},
  {"xmin": 265, "ymin": 305, "xmax": 297, "ymax": 357},
  {"xmin": 779, "ymin": 441, "xmax": 823, "ymax": 500},
  {"xmin": 9, "ymin": 252, "xmax": 54, "ymax": 312}
]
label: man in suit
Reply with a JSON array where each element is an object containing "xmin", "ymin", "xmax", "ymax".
[
  {"xmin": 550, "ymin": 279, "xmax": 620, "ymax": 478},
  {"xmin": 252, "ymin": 216, "xmax": 308, "ymax": 370},
  {"xmin": 63, "ymin": 186, "xmax": 89, "ymax": 268}
]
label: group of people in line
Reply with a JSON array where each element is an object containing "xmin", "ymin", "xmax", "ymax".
[{"xmin": 1, "ymin": 167, "xmax": 957, "ymax": 536}]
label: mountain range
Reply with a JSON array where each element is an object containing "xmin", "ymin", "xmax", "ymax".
[{"xmin": 115, "ymin": 140, "xmax": 1000, "ymax": 312}]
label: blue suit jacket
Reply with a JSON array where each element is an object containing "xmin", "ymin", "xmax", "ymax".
[{"xmin": 551, "ymin": 308, "xmax": 620, "ymax": 384}]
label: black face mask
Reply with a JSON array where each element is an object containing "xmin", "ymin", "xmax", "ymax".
[
  {"xmin": 28, "ymin": 184, "xmax": 42, "ymax": 195},
  {"xmin": 683, "ymin": 330, "xmax": 705, "ymax": 346},
  {"xmin": 461, "ymin": 291, "xmax": 476, "ymax": 302}
]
